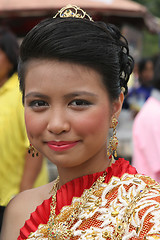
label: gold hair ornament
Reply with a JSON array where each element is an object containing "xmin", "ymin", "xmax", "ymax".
[{"xmin": 53, "ymin": 5, "xmax": 93, "ymax": 21}]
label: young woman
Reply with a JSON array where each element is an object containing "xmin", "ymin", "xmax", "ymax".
[{"xmin": 1, "ymin": 5, "xmax": 160, "ymax": 240}]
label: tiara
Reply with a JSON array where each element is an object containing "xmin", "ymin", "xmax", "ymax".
[{"xmin": 53, "ymin": 5, "xmax": 93, "ymax": 21}]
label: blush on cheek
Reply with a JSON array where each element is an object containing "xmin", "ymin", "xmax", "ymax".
[
  {"xmin": 77, "ymin": 110, "xmax": 110, "ymax": 135},
  {"xmin": 25, "ymin": 113, "xmax": 34, "ymax": 139},
  {"xmin": 25, "ymin": 113, "xmax": 41, "ymax": 138},
  {"xmin": 25, "ymin": 111, "xmax": 47, "ymax": 140}
]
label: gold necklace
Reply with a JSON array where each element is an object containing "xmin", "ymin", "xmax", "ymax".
[{"xmin": 47, "ymin": 171, "xmax": 107, "ymax": 239}]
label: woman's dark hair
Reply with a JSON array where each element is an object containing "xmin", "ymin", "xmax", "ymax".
[
  {"xmin": 0, "ymin": 27, "xmax": 19, "ymax": 77},
  {"xmin": 18, "ymin": 17, "xmax": 134, "ymax": 101}
]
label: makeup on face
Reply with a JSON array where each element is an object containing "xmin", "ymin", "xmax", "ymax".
[{"xmin": 24, "ymin": 59, "xmax": 121, "ymax": 172}]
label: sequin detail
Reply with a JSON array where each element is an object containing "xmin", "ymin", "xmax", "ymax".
[{"xmin": 26, "ymin": 174, "xmax": 160, "ymax": 239}]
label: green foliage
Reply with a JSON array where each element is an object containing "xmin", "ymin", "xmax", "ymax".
[
  {"xmin": 132, "ymin": 0, "xmax": 160, "ymax": 57},
  {"xmin": 142, "ymin": 31, "xmax": 159, "ymax": 57},
  {"xmin": 133, "ymin": 0, "xmax": 160, "ymax": 17}
]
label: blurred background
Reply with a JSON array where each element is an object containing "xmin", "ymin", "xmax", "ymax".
[{"xmin": 1, "ymin": 0, "xmax": 160, "ymax": 56}]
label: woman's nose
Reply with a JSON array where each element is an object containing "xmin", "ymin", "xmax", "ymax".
[{"xmin": 47, "ymin": 108, "xmax": 70, "ymax": 135}]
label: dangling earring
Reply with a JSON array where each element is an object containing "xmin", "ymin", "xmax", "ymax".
[
  {"xmin": 28, "ymin": 144, "xmax": 39, "ymax": 157},
  {"xmin": 107, "ymin": 117, "xmax": 118, "ymax": 159}
]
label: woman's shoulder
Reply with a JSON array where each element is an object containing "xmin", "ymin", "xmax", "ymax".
[
  {"xmin": 1, "ymin": 181, "xmax": 54, "ymax": 240},
  {"xmin": 10, "ymin": 181, "xmax": 53, "ymax": 214}
]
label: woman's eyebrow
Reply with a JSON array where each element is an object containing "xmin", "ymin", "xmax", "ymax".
[
  {"xmin": 64, "ymin": 91, "xmax": 98, "ymax": 98},
  {"xmin": 25, "ymin": 91, "xmax": 98, "ymax": 100},
  {"xmin": 25, "ymin": 92, "xmax": 49, "ymax": 99}
]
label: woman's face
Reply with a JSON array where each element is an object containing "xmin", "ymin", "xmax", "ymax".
[{"xmin": 24, "ymin": 59, "xmax": 123, "ymax": 171}]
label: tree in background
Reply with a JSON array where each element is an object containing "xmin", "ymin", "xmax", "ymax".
[
  {"xmin": 133, "ymin": 0, "xmax": 160, "ymax": 57},
  {"xmin": 133, "ymin": 0, "xmax": 160, "ymax": 18}
]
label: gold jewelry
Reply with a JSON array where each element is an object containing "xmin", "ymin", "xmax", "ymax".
[
  {"xmin": 107, "ymin": 117, "xmax": 118, "ymax": 159},
  {"xmin": 28, "ymin": 144, "xmax": 39, "ymax": 157},
  {"xmin": 53, "ymin": 5, "xmax": 93, "ymax": 21},
  {"xmin": 47, "ymin": 171, "xmax": 107, "ymax": 239}
]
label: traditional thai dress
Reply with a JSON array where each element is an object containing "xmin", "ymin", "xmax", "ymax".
[{"xmin": 18, "ymin": 159, "xmax": 160, "ymax": 240}]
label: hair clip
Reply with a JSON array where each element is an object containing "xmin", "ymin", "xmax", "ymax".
[{"xmin": 53, "ymin": 5, "xmax": 93, "ymax": 21}]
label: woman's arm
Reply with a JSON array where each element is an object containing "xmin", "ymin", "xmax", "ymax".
[{"xmin": 1, "ymin": 192, "xmax": 29, "ymax": 240}]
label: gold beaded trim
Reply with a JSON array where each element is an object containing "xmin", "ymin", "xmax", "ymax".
[
  {"xmin": 53, "ymin": 5, "xmax": 93, "ymax": 21},
  {"xmin": 102, "ymin": 178, "xmax": 157, "ymax": 239},
  {"xmin": 47, "ymin": 171, "xmax": 107, "ymax": 239},
  {"xmin": 26, "ymin": 173, "xmax": 160, "ymax": 239}
]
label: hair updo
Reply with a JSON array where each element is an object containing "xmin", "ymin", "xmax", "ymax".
[{"xmin": 18, "ymin": 16, "xmax": 134, "ymax": 101}]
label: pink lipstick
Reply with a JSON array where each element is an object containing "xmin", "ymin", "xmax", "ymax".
[{"xmin": 47, "ymin": 141, "xmax": 79, "ymax": 152}]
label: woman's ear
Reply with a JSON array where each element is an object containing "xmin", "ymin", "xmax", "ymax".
[{"xmin": 111, "ymin": 92, "xmax": 124, "ymax": 119}]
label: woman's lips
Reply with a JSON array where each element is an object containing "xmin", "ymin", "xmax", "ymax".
[{"xmin": 47, "ymin": 141, "xmax": 79, "ymax": 152}]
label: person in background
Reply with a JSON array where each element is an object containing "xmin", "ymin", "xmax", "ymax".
[
  {"xmin": 123, "ymin": 57, "xmax": 154, "ymax": 117},
  {"xmin": 132, "ymin": 55, "xmax": 160, "ymax": 183},
  {"xmin": 0, "ymin": 27, "xmax": 48, "ymax": 232},
  {"xmin": 2, "ymin": 6, "xmax": 160, "ymax": 240}
]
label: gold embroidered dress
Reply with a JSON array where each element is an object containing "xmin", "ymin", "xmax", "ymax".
[{"xmin": 18, "ymin": 159, "xmax": 160, "ymax": 240}]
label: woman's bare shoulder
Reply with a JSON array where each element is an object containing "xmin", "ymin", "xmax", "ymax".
[{"xmin": 1, "ymin": 181, "xmax": 54, "ymax": 240}]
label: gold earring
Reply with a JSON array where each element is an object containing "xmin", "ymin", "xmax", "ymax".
[
  {"xmin": 107, "ymin": 117, "xmax": 118, "ymax": 159},
  {"xmin": 28, "ymin": 144, "xmax": 39, "ymax": 157}
]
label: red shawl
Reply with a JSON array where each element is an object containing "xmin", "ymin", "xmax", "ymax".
[{"xmin": 18, "ymin": 159, "xmax": 137, "ymax": 239}]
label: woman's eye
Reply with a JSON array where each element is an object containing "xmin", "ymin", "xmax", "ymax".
[
  {"xmin": 29, "ymin": 100, "xmax": 48, "ymax": 108},
  {"xmin": 69, "ymin": 99, "xmax": 92, "ymax": 107}
]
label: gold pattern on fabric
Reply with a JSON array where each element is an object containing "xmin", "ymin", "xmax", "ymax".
[{"xmin": 26, "ymin": 174, "xmax": 160, "ymax": 239}]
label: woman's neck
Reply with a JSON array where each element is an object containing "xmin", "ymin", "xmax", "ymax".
[{"xmin": 57, "ymin": 156, "xmax": 111, "ymax": 187}]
